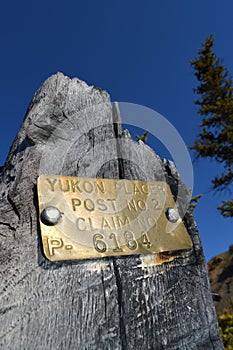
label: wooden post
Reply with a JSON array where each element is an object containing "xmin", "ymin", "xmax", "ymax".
[{"xmin": 0, "ymin": 73, "xmax": 223, "ymax": 349}]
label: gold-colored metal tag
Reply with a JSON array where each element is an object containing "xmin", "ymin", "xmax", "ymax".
[{"xmin": 37, "ymin": 175, "xmax": 193, "ymax": 261}]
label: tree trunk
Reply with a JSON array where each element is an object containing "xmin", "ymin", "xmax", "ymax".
[{"xmin": 0, "ymin": 73, "xmax": 223, "ymax": 349}]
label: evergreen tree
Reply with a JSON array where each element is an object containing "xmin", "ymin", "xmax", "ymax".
[{"xmin": 191, "ymin": 35, "xmax": 233, "ymax": 217}]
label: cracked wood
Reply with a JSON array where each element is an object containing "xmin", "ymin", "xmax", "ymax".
[{"xmin": 0, "ymin": 73, "xmax": 223, "ymax": 350}]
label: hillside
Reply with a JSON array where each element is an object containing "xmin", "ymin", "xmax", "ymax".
[{"xmin": 208, "ymin": 245, "xmax": 233, "ymax": 314}]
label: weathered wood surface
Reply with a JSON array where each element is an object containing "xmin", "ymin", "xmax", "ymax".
[{"xmin": 0, "ymin": 73, "xmax": 223, "ymax": 349}]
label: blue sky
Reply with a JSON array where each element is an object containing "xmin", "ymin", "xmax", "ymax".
[{"xmin": 0, "ymin": 0, "xmax": 232, "ymax": 261}]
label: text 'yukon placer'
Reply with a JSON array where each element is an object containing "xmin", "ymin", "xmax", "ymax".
[{"xmin": 37, "ymin": 175, "xmax": 193, "ymax": 261}]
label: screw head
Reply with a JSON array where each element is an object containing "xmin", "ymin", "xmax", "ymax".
[
  {"xmin": 166, "ymin": 208, "xmax": 179, "ymax": 223},
  {"xmin": 41, "ymin": 206, "xmax": 61, "ymax": 225}
]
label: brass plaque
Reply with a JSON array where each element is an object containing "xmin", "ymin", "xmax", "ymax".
[{"xmin": 37, "ymin": 175, "xmax": 193, "ymax": 261}]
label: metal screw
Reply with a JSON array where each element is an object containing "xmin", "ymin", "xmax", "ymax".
[
  {"xmin": 41, "ymin": 206, "xmax": 62, "ymax": 225},
  {"xmin": 166, "ymin": 208, "xmax": 179, "ymax": 223}
]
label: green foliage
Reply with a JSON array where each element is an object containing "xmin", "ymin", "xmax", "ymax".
[
  {"xmin": 218, "ymin": 310, "xmax": 233, "ymax": 349},
  {"xmin": 218, "ymin": 200, "xmax": 233, "ymax": 217},
  {"xmin": 191, "ymin": 35, "xmax": 233, "ymax": 217},
  {"xmin": 135, "ymin": 130, "xmax": 149, "ymax": 143},
  {"xmin": 189, "ymin": 194, "xmax": 202, "ymax": 213}
]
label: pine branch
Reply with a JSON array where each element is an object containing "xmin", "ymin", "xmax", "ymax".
[
  {"xmin": 218, "ymin": 199, "xmax": 233, "ymax": 217},
  {"xmin": 189, "ymin": 194, "xmax": 202, "ymax": 213}
]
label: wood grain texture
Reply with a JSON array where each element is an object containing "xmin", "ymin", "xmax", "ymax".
[{"xmin": 0, "ymin": 73, "xmax": 223, "ymax": 349}]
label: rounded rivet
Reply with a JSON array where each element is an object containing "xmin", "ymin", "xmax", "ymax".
[
  {"xmin": 41, "ymin": 206, "xmax": 61, "ymax": 225},
  {"xmin": 166, "ymin": 208, "xmax": 179, "ymax": 223}
]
